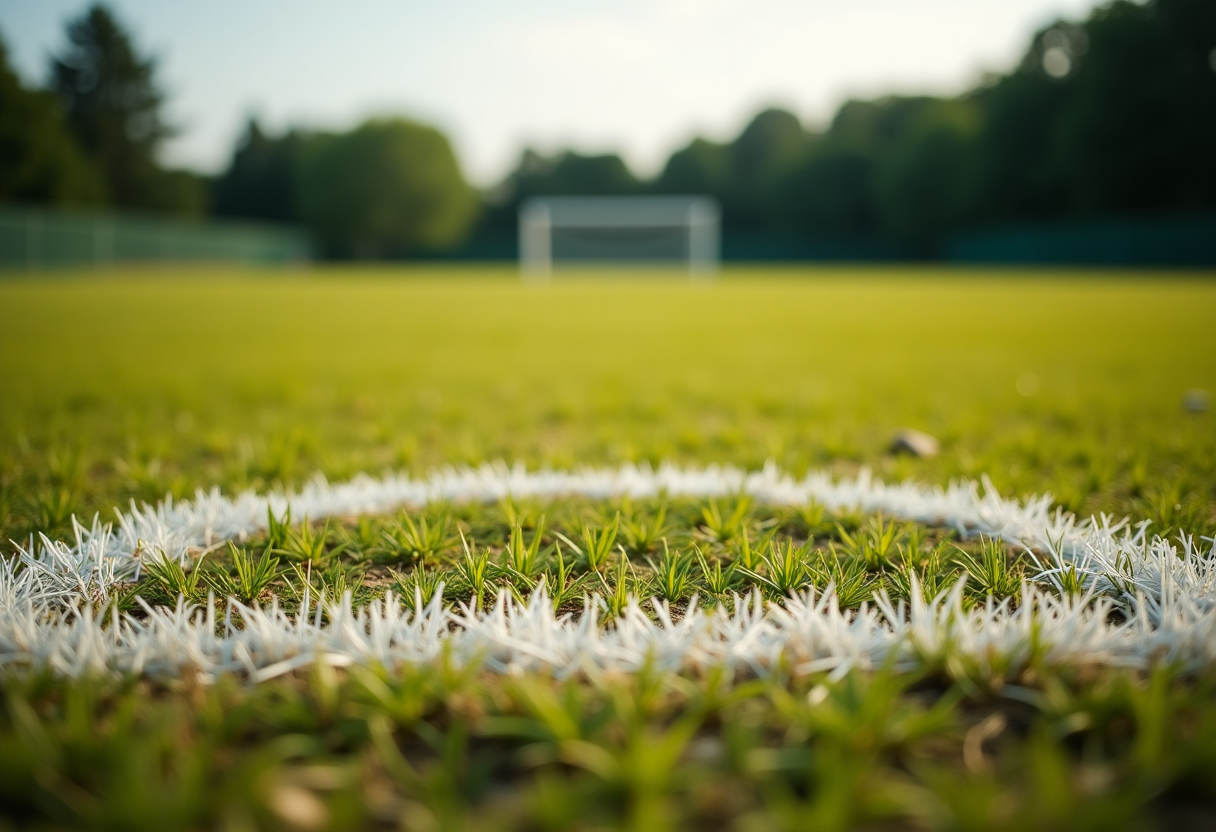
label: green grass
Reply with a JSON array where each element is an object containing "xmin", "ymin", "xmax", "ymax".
[
  {"xmin": 5, "ymin": 663, "xmax": 1216, "ymax": 830},
  {"xmin": 2, "ymin": 265, "xmax": 1213, "ymax": 544},
  {"xmin": 128, "ymin": 494, "xmax": 1021, "ymax": 614},
  {"xmin": 2, "ymin": 264, "xmax": 1215, "ymax": 830}
]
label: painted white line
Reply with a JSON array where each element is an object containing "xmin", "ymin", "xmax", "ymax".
[{"xmin": 2, "ymin": 464, "xmax": 1213, "ymax": 681}]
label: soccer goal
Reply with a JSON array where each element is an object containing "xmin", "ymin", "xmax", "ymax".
[{"xmin": 519, "ymin": 196, "xmax": 720, "ymax": 278}]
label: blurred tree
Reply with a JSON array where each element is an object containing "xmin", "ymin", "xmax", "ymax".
[
  {"xmin": 49, "ymin": 3, "xmax": 202, "ymax": 215},
  {"xmin": 872, "ymin": 104, "xmax": 979, "ymax": 248},
  {"xmin": 726, "ymin": 108, "xmax": 812, "ymax": 227},
  {"xmin": 0, "ymin": 34, "xmax": 103, "ymax": 205},
  {"xmin": 966, "ymin": 69, "xmax": 1071, "ymax": 224},
  {"xmin": 1053, "ymin": 0, "xmax": 1215, "ymax": 214},
  {"xmin": 471, "ymin": 148, "xmax": 642, "ymax": 238},
  {"xmin": 775, "ymin": 148, "xmax": 875, "ymax": 236},
  {"xmin": 298, "ymin": 117, "xmax": 477, "ymax": 258},
  {"xmin": 775, "ymin": 97, "xmax": 967, "ymax": 243},
  {"xmin": 211, "ymin": 118, "xmax": 307, "ymax": 223},
  {"xmin": 970, "ymin": 0, "xmax": 1215, "ymax": 223},
  {"xmin": 466, "ymin": 0, "xmax": 1214, "ymax": 258},
  {"xmin": 512, "ymin": 150, "xmax": 641, "ymax": 198},
  {"xmin": 653, "ymin": 138, "xmax": 730, "ymax": 199},
  {"xmin": 821, "ymin": 97, "xmax": 948, "ymax": 160}
]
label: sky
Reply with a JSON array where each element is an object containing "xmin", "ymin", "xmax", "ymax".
[{"xmin": 0, "ymin": 0, "xmax": 1105, "ymax": 187}]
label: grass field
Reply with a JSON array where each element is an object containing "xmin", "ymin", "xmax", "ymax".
[{"xmin": 2, "ymin": 265, "xmax": 1215, "ymax": 830}]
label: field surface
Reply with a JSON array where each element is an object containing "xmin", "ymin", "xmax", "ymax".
[{"xmin": 1, "ymin": 266, "xmax": 1215, "ymax": 830}]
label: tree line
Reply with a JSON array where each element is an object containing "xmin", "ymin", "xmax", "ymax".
[{"xmin": 2, "ymin": 1, "xmax": 1213, "ymax": 258}]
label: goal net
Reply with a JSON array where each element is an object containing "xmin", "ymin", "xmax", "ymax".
[{"xmin": 519, "ymin": 196, "xmax": 719, "ymax": 278}]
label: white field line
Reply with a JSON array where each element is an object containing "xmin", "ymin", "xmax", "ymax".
[{"xmin": 1, "ymin": 462, "xmax": 1214, "ymax": 682}]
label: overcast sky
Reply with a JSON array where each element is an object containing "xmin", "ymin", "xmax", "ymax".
[{"xmin": 0, "ymin": 0, "xmax": 1104, "ymax": 186}]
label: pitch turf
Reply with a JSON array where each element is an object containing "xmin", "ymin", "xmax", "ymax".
[
  {"xmin": 3, "ymin": 265, "xmax": 1213, "ymax": 538},
  {"xmin": 1, "ymin": 265, "xmax": 1215, "ymax": 830}
]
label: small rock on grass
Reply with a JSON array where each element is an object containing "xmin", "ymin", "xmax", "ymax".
[
  {"xmin": 890, "ymin": 428, "xmax": 940, "ymax": 458},
  {"xmin": 1183, "ymin": 389, "xmax": 1210, "ymax": 413}
]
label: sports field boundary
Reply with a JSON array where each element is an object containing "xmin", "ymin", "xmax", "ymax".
[{"xmin": 3, "ymin": 464, "xmax": 1213, "ymax": 683}]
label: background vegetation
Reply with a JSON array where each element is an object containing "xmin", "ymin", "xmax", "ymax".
[{"xmin": 2, "ymin": 1, "xmax": 1213, "ymax": 259}]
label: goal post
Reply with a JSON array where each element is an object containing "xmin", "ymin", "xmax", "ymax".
[{"xmin": 519, "ymin": 196, "xmax": 720, "ymax": 278}]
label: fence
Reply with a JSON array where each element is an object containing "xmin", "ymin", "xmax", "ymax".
[
  {"xmin": 0, "ymin": 206, "xmax": 311, "ymax": 269},
  {"xmin": 452, "ymin": 216, "xmax": 1216, "ymax": 267},
  {"xmin": 947, "ymin": 213, "xmax": 1216, "ymax": 268}
]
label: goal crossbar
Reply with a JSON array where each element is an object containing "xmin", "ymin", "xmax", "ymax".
[{"xmin": 520, "ymin": 196, "xmax": 719, "ymax": 278}]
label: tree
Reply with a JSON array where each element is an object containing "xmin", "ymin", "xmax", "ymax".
[
  {"xmin": 298, "ymin": 117, "xmax": 477, "ymax": 258},
  {"xmin": 507, "ymin": 150, "xmax": 641, "ymax": 200},
  {"xmin": 212, "ymin": 118, "xmax": 308, "ymax": 223},
  {"xmin": 774, "ymin": 96, "xmax": 966, "ymax": 243},
  {"xmin": 445, "ymin": 148, "xmax": 644, "ymax": 242},
  {"xmin": 49, "ymin": 3, "xmax": 201, "ymax": 214},
  {"xmin": 967, "ymin": 71, "xmax": 1071, "ymax": 224},
  {"xmin": 467, "ymin": 0, "xmax": 1214, "ymax": 259},
  {"xmin": 872, "ymin": 107, "xmax": 979, "ymax": 249},
  {"xmin": 969, "ymin": 0, "xmax": 1216, "ymax": 224},
  {"xmin": 653, "ymin": 138, "xmax": 730, "ymax": 199},
  {"xmin": 1051, "ymin": 0, "xmax": 1216, "ymax": 214},
  {"xmin": 776, "ymin": 148, "xmax": 876, "ymax": 236},
  {"xmin": 727, "ymin": 108, "xmax": 812, "ymax": 227},
  {"xmin": 0, "ymin": 34, "xmax": 102, "ymax": 205}
]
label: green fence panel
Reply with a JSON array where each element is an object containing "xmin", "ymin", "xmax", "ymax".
[
  {"xmin": 0, "ymin": 207, "xmax": 311, "ymax": 269},
  {"xmin": 947, "ymin": 214, "xmax": 1216, "ymax": 268}
]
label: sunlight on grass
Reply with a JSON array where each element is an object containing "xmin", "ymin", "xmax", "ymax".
[
  {"xmin": 2, "ymin": 265, "xmax": 1213, "ymax": 545},
  {"xmin": 3, "ymin": 266, "xmax": 1216, "ymax": 830}
]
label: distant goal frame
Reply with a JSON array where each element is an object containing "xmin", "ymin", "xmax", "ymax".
[{"xmin": 519, "ymin": 195, "xmax": 720, "ymax": 278}]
